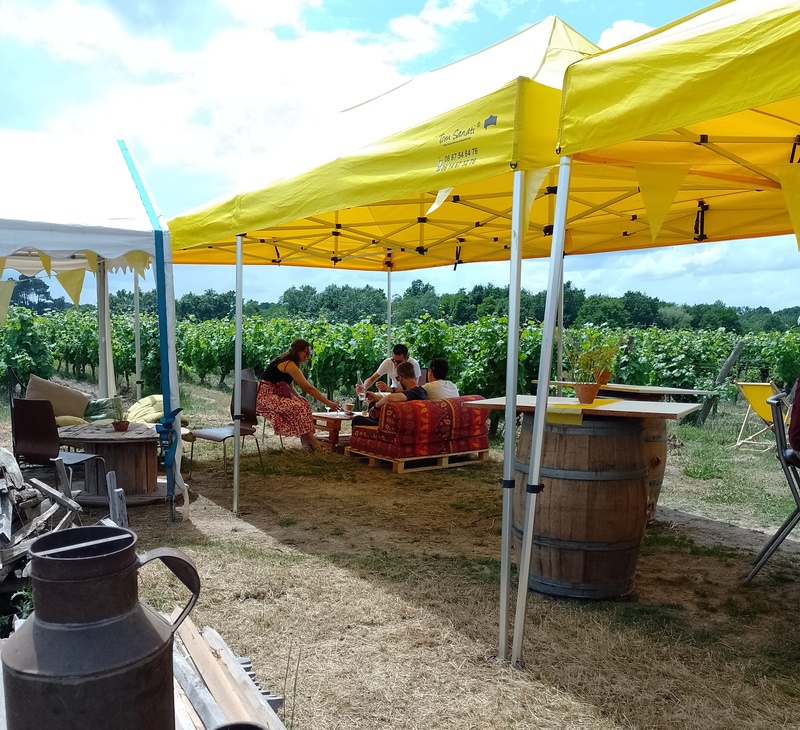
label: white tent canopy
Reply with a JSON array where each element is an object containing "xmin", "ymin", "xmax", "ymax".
[
  {"xmin": 0, "ymin": 128, "xmax": 183, "ymax": 515},
  {"xmin": 0, "ymin": 129, "xmax": 158, "ymax": 262}
]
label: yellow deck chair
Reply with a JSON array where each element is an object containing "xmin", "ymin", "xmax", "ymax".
[{"xmin": 734, "ymin": 381, "xmax": 789, "ymax": 450}]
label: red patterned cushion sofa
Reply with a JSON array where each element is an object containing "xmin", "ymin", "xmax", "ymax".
[{"xmin": 347, "ymin": 395, "xmax": 490, "ymax": 473}]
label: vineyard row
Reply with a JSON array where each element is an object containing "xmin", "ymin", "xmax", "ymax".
[{"xmin": 2, "ymin": 307, "xmax": 799, "ymax": 401}]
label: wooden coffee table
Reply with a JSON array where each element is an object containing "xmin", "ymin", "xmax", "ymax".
[
  {"xmin": 311, "ymin": 411, "xmax": 355, "ymax": 451},
  {"xmin": 59, "ymin": 423, "xmax": 160, "ymax": 501}
]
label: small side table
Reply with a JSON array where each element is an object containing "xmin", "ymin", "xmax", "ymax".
[{"xmin": 311, "ymin": 412, "xmax": 354, "ymax": 451}]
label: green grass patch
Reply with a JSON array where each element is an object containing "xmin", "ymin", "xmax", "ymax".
[
  {"xmin": 328, "ymin": 549, "xmax": 501, "ymax": 587},
  {"xmin": 640, "ymin": 527, "xmax": 742, "ymax": 560}
]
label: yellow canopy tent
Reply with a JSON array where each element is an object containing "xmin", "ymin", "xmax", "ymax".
[
  {"xmin": 169, "ymin": 16, "xmax": 599, "ymax": 269},
  {"xmin": 169, "ymin": 15, "xmax": 599, "ymax": 662},
  {"xmin": 508, "ymin": 0, "xmax": 800, "ymax": 666}
]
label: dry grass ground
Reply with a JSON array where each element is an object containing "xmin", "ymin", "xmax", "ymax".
[{"xmin": 3, "ymin": 378, "xmax": 800, "ymax": 729}]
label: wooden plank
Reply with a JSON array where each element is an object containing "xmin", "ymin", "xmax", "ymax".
[
  {"xmin": 201, "ymin": 627, "xmax": 287, "ymax": 730},
  {"xmin": 106, "ymin": 472, "xmax": 128, "ymax": 528},
  {"xmin": 14, "ymin": 502, "xmax": 60, "ymax": 544},
  {"xmin": 172, "ymin": 643, "xmax": 228, "ymax": 729},
  {"xmin": 28, "ymin": 478, "xmax": 82, "ymax": 513},
  {"xmin": 53, "ymin": 509, "xmax": 77, "ymax": 532},
  {"xmin": 53, "ymin": 457, "xmax": 72, "ymax": 497},
  {"xmin": 172, "ymin": 611, "xmax": 254, "ymax": 724},
  {"xmin": 465, "ymin": 395, "xmax": 701, "ymax": 420},
  {"xmin": 173, "ymin": 676, "xmax": 204, "ymax": 730},
  {"xmin": 0, "ymin": 637, "xmax": 6, "ymax": 730}
]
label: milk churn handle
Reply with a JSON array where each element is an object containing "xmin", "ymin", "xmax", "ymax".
[{"xmin": 138, "ymin": 547, "xmax": 201, "ymax": 632}]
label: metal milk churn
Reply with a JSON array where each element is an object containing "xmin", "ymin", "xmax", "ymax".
[{"xmin": 1, "ymin": 524, "xmax": 201, "ymax": 730}]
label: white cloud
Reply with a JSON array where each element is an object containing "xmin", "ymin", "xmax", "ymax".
[
  {"xmin": 1, "ymin": 0, "xmax": 483, "ymax": 211},
  {"xmin": 387, "ymin": 0, "xmax": 479, "ymax": 60},
  {"xmin": 217, "ymin": 0, "xmax": 323, "ymax": 31},
  {"xmin": 0, "ymin": 0, "xmax": 180, "ymax": 74},
  {"xmin": 597, "ymin": 19, "xmax": 652, "ymax": 49}
]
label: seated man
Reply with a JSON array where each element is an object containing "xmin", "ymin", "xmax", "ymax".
[
  {"xmin": 423, "ymin": 357, "xmax": 460, "ymax": 400},
  {"xmin": 352, "ymin": 361, "xmax": 428, "ymax": 427},
  {"xmin": 358, "ymin": 343, "xmax": 421, "ymax": 393}
]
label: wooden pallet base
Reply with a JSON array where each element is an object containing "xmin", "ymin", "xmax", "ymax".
[{"xmin": 345, "ymin": 447, "xmax": 488, "ymax": 474}]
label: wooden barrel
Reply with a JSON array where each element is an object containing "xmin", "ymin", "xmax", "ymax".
[
  {"xmin": 643, "ymin": 419, "xmax": 668, "ymax": 524},
  {"xmin": 512, "ymin": 413, "xmax": 648, "ymax": 600}
]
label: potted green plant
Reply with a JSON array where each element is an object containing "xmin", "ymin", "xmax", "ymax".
[
  {"xmin": 563, "ymin": 331, "xmax": 622, "ymax": 404},
  {"xmin": 110, "ymin": 397, "xmax": 129, "ymax": 432}
]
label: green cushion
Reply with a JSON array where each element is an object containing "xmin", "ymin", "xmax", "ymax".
[
  {"xmin": 84, "ymin": 397, "xmax": 122, "ymax": 421},
  {"xmin": 55, "ymin": 415, "xmax": 89, "ymax": 427}
]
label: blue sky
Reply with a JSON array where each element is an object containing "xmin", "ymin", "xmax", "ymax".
[{"xmin": 2, "ymin": 0, "xmax": 798, "ymax": 311}]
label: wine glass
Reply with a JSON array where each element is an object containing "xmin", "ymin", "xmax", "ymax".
[{"xmin": 356, "ymin": 371, "xmax": 367, "ymax": 403}]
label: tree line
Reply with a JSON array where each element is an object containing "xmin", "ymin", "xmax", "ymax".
[
  {"xmin": 112, "ymin": 280, "xmax": 798, "ymax": 334},
  {"xmin": 7, "ymin": 275, "xmax": 799, "ymax": 334}
]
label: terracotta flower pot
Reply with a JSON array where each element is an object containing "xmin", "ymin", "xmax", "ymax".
[
  {"xmin": 596, "ymin": 369, "xmax": 612, "ymax": 385},
  {"xmin": 112, "ymin": 420, "xmax": 130, "ymax": 432},
  {"xmin": 573, "ymin": 383, "xmax": 601, "ymax": 404}
]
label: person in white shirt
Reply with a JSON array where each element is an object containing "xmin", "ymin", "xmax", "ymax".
[
  {"xmin": 357, "ymin": 343, "xmax": 421, "ymax": 394},
  {"xmin": 423, "ymin": 357, "xmax": 460, "ymax": 400}
]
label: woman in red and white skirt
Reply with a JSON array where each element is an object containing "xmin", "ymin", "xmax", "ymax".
[{"xmin": 257, "ymin": 339, "xmax": 338, "ymax": 450}]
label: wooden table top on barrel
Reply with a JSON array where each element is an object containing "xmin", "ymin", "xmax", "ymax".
[
  {"xmin": 465, "ymin": 395, "xmax": 702, "ymax": 420},
  {"xmin": 533, "ymin": 381, "xmax": 714, "ymax": 398},
  {"xmin": 59, "ymin": 422, "xmax": 160, "ymax": 445}
]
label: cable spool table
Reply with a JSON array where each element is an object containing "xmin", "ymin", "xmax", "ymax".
[{"xmin": 58, "ymin": 423, "xmax": 160, "ymax": 504}]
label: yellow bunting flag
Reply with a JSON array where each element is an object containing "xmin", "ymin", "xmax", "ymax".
[
  {"xmin": 38, "ymin": 252, "xmax": 52, "ymax": 276},
  {"xmin": 635, "ymin": 164, "xmax": 690, "ymax": 241},
  {"xmin": 83, "ymin": 251, "xmax": 98, "ymax": 273},
  {"xmin": 521, "ymin": 167, "xmax": 551, "ymax": 237},
  {"xmin": 56, "ymin": 269, "xmax": 86, "ymax": 308},
  {"xmin": 124, "ymin": 251, "xmax": 150, "ymax": 278},
  {"xmin": 0, "ymin": 280, "xmax": 15, "ymax": 325},
  {"xmin": 779, "ymin": 165, "xmax": 800, "ymax": 249}
]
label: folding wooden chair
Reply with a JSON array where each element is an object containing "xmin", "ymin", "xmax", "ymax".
[
  {"xmin": 734, "ymin": 381, "xmax": 788, "ymax": 450},
  {"xmin": 744, "ymin": 393, "xmax": 800, "ymax": 582},
  {"xmin": 11, "ymin": 398, "xmax": 106, "ymax": 491},
  {"xmin": 187, "ymin": 378, "xmax": 263, "ymax": 478}
]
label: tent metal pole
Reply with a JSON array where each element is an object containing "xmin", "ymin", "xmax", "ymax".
[
  {"xmin": 153, "ymin": 227, "xmax": 176, "ymax": 521},
  {"xmin": 134, "ymin": 273, "xmax": 142, "ymax": 401},
  {"xmin": 96, "ymin": 258, "xmax": 113, "ymax": 398},
  {"xmin": 498, "ymin": 169, "xmax": 525, "ymax": 661},
  {"xmin": 386, "ymin": 268, "xmax": 392, "ymax": 356},
  {"xmin": 118, "ymin": 139, "xmax": 180, "ymax": 522},
  {"xmin": 232, "ymin": 234, "xmax": 244, "ymax": 516},
  {"xmin": 548, "ymin": 168, "xmax": 565, "ymax": 386},
  {"xmin": 511, "ymin": 156, "xmax": 571, "ymax": 667},
  {"xmin": 556, "ymin": 269, "xmax": 564, "ymax": 390}
]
